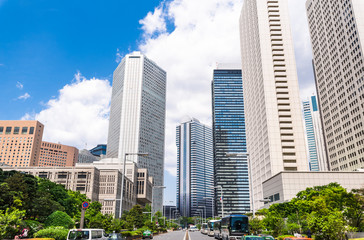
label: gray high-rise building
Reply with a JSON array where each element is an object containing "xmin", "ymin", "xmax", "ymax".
[
  {"xmin": 212, "ymin": 64, "xmax": 250, "ymax": 216},
  {"xmin": 176, "ymin": 117, "xmax": 214, "ymax": 218},
  {"xmin": 107, "ymin": 51, "xmax": 167, "ymax": 213},
  {"xmin": 306, "ymin": 0, "xmax": 364, "ymax": 171},
  {"xmin": 240, "ymin": 0, "xmax": 308, "ymax": 211}
]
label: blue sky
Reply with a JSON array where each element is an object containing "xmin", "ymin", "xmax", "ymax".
[{"xmin": 0, "ymin": 0, "xmax": 316, "ymax": 206}]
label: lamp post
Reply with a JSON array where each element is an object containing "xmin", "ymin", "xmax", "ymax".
[
  {"xmin": 198, "ymin": 206, "xmax": 206, "ymax": 223},
  {"xmin": 152, "ymin": 186, "xmax": 166, "ymax": 214},
  {"xmin": 169, "ymin": 206, "xmax": 177, "ymax": 225},
  {"xmin": 164, "ymin": 201, "xmax": 173, "ymax": 226},
  {"xmin": 210, "ymin": 186, "xmax": 224, "ymax": 217},
  {"xmin": 203, "ymin": 197, "xmax": 214, "ymax": 219},
  {"xmin": 196, "ymin": 209, "xmax": 204, "ymax": 223},
  {"xmin": 120, "ymin": 152, "xmax": 148, "ymax": 218},
  {"xmin": 225, "ymin": 152, "xmax": 254, "ymax": 218},
  {"xmin": 143, "ymin": 211, "xmax": 152, "ymax": 222}
]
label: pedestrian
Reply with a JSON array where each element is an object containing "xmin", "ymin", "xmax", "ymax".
[{"xmin": 307, "ymin": 229, "xmax": 312, "ymax": 238}]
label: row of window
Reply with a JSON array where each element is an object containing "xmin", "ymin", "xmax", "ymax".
[{"xmin": 0, "ymin": 126, "xmax": 35, "ymax": 135}]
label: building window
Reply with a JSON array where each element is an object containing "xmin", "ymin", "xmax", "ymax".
[
  {"xmin": 39, "ymin": 172, "xmax": 48, "ymax": 178},
  {"xmin": 76, "ymin": 185, "xmax": 86, "ymax": 191},
  {"xmin": 14, "ymin": 127, "xmax": 20, "ymax": 135},
  {"xmin": 274, "ymin": 193, "xmax": 280, "ymax": 201},
  {"xmin": 77, "ymin": 172, "xmax": 87, "ymax": 179},
  {"xmin": 5, "ymin": 127, "xmax": 12, "ymax": 135},
  {"xmin": 0, "ymin": 127, "xmax": 3, "ymax": 134},
  {"xmin": 21, "ymin": 127, "xmax": 28, "ymax": 134},
  {"xmin": 58, "ymin": 172, "xmax": 68, "ymax": 179},
  {"xmin": 29, "ymin": 127, "xmax": 34, "ymax": 134}
]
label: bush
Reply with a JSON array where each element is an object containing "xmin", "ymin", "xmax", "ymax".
[
  {"xmin": 23, "ymin": 220, "xmax": 43, "ymax": 237},
  {"xmin": 45, "ymin": 211, "xmax": 74, "ymax": 229},
  {"xmin": 277, "ymin": 235, "xmax": 294, "ymax": 240},
  {"xmin": 121, "ymin": 231, "xmax": 132, "ymax": 237},
  {"xmin": 34, "ymin": 226, "xmax": 69, "ymax": 240}
]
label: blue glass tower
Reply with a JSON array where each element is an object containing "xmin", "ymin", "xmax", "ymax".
[
  {"xmin": 89, "ymin": 144, "xmax": 107, "ymax": 157},
  {"xmin": 302, "ymin": 95, "xmax": 328, "ymax": 171},
  {"xmin": 176, "ymin": 117, "xmax": 214, "ymax": 218},
  {"xmin": 212, "ymin": 64, "xmax": 250, "ymax": 216}
]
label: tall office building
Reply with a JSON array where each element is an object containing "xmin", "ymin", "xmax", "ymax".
[
  {"xmin": 0, "ymin": 120, "xmax": 44, "ymax": 167},
  {"xmin": 239, "ymin": 0, "xmax": 308, "ymax": 210},
  {"xmin": 106, "ymin": 51, "xmax": 167, "ymax": 212},
  {"xmin": 302, "ymin": 96, "xmax": 328, "ymax": 171},
  {"xmin": 212, "ymin": 64, "xmax": 250, "ymax": 216},
  {"xmin": 176, "ymin": 117, "xmax": 213, "ymax": 218},
  {"xmin": 306, "ymin": 0, "xmax": 364, "ymax": 171}
]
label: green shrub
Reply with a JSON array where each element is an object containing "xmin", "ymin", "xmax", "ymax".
[
  {"xmin": 277, "ymin": 235, "xmax": 294, "ymax": 240},
  {"xmin": 121, "ymin": 231, "xmax": 132, "ymax": 237},
  {"xmin": 45, "ymin": 211, "xmax": 74, "ymax": 229},
  {"xmin": 34, "ymin": 226, "xmax": 69, "ymax": 240},
  {"xmin": 23, "ymin": 220, "xmax": 43, "ymax": 237}
]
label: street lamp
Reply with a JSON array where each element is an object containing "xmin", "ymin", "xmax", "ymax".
[
  {"xmin": 163, "ymin": 201, "xmax": 173, "ymax": 226},
  {"xmin": 210, "ymin": 186, "xmax": 224, "ymax": 217},
  {"xmin": 198, "ymin": 206, "xmax": 206, "ymax": 223},
  {"xmin": 120, "ymin": 152, "xmax": 148, "ymax": 218},
  {"xmin": 225, "ymin": 153, "xmax": 254, "ymax": 218},
  {"xmin": 143, "ymin": 211, "xmax": 153, "ymax": 222},
  {"xmin": 203, "ymin": 197, "xmax": 214, "ymax": 219},
  {"xmin": 152, "ymin": 186, "xmax": 166, "ymax": 214}
]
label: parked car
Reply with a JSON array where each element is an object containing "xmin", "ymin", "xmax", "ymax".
[
  {"xmin": 258, "ymin": 234, "xmax": 274, "ymax": 240},
  {"xmin": 142, "ymin": 230, "xmax": 153, "ymax": 239},
  {"xmin": 108, "ymin": 233, "xmax": 124, "ymax": 240},
  {"xmin": 189, "ymin": 226, "xmax": 198, "ymax": 232},
  {"xmin": 283, "ymin": 238, "xmax": 313, "ymax": 240},
  {"xmin": 67, "ymin": 229, "xmax": 108, "ymax": 240},
  {"xmin": 242, "ymin": 236, "xmax": 264, "ymax": 240}
]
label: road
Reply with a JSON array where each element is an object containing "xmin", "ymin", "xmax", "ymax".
[
  {"xmin": 189, "ymin": 231, "xmax": 213, "ymax": 240},
  {"xmin": 153, "ymin": 230, "xmax": 213, "ymax": 240}
]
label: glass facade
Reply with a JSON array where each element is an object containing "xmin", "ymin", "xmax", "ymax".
[
  {"xmin": 303, "ymin": 100, "xmax": 319, "ymax": 171},
  {"xmin": 90, "ymin": 144, "xmax": 107, "ymax": 157},
  {"xmin": 176, "ymin": 118, "xmax": 214, "ymax": 218},
  {"xmin": 212, "ymin": 68, "xmax": 250, "ymax": 216}
]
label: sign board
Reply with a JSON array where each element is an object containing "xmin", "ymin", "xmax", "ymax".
[{"xmin": 82, "ymin": 201, "xmax": 89, "ymax": 209}]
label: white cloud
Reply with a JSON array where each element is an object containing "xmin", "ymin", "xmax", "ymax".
[
  {"xmin": 115, "ymin": 48, "xmax": 123, "ymax": 63},
  {"xmin": 138, "ymin": 0, "xmax": 244, "ymax": 176},
  {"xmin": 139, "ymin": 6, "xmax": 167, "ymax": 37},
  {"xmin": 16, "ymin": 81, "xmax": 24, "ymax": 89},
  {"xmin": 22, "ymin": 73, "xmax": 112, "ymax": 150},
  {"xmin": 138, "ymin": 0, "xmax": 315, "ymax": 177},
  {"xmin": 17, "ymin": 93, "xmax": 30, "ymax": 100}
]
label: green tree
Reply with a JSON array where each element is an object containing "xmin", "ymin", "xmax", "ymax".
[
  {"xmin": 124, "ymin": 205, "xmax": 144, "ymax": 230},
  {"xmin": 85, "ymin": 202, "xmax": 105, "ymax": 228},
  {"xmin": 249, "ymin": 217, "xmax": 264, "ymax": 234},
  {"xmin": 0, "ymin": 208, "xmax": 26, "ymax": 239},
  {"xmin": 45, "ymin": 211, "xmax": 75, "ymax": 229}
]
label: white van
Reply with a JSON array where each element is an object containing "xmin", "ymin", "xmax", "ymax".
[{"xmin": 67, "ymin": 229, "xmax": 108, "ymax": 240}]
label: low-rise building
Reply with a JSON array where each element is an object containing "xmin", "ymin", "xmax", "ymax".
[
  {"xmin": 1, "ymin": 166, "xmax": 100, "ymax": 201},
  {"xmin": 262, "ymin": 171, "xmax": 364, "ymax": 207},
  {"xmin": 39, "ymin": 141, "xmax": 79, "ymax": 167}
]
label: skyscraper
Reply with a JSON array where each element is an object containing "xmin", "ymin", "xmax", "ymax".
[
  {"xmin": 176, "ymin": 117, "xmax": 213, "ymax": 218},
  {"xmin": 107, "ymin": 51, "xmax": 167, "ymax": 212},
  {"xmin": 239, "ymin": 0, "xmax": 308, "ymax": 210},
  {"xmin": 302, "ymin": 96, "xmax": 328, "ymax": 171},
  {"xmin": 212, "ymin": 64, "xmax": 250, "ymax": 216},
  {"xmin": 306, "ymin": 0, "xmax": 364, "ymax": 171}
]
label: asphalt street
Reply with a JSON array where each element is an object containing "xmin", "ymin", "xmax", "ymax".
[{"xmin": 153, "ymin": 230, "xmax": 213, "ymax": 240}]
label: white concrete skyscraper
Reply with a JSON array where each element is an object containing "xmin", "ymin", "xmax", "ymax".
[
  {"xmin": 239, "ymin": 0, "xmax": 308, "ymax": 210},
  {"xmin": 306, "ymin": 0, "xmax": 364, "ymax": 171},
  {"xmin": 107, "ymin": 51, "xmax": 167, "ymax": 212}
]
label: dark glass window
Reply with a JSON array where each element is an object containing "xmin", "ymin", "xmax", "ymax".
[
  {"xmin": 5, "ymin": 127, "xmax": 12, "ymax": 134},
  {"xmin": 39, "ymin": 172, "xmax": 48, "ymax": 178},
  {"xmin": 14, "ymin": 127, "xmax": 20, "ymax": 135},
  {"xmin": 76, "ymin": 186, "xmax": 86, "ymax": 191},
  {"xmin": 78, "ymin": 173, "xmax": 87, "ymax": 179},
  {"xmin": 21, "ymin": 127, "xmax": 28, "ymax": 134},
  {"xmin": 29, "ymin": 127, "xmax": 34, "ymax": 134},
  {"xmin": 274, "ymin": 193, "xmax": 280, "ymax": 201},
  {"xmin": 0, "ymin": 127, "xmax": 3, "ymax": 134}
]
